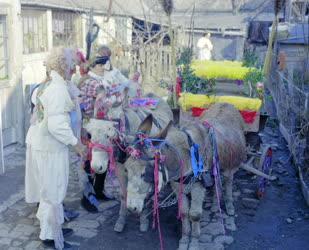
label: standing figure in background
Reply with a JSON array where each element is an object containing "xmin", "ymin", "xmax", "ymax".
[{"xmin": 197, "ymin": 32, "xmax": 213, "ymax": 60}]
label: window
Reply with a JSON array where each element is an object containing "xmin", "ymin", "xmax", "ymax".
[
  {"xmin": 22, "ymin": 9, "xmax": 48, "ymax": 54},
  {"xmin": 115, "ymin": 17, "xmax": 128, "ymax": 45},
  {"xmin": 52, "ymin": 11, "xmax": 82, "ymax": 47},
  {"xmin": 0, "ymin": 15, "xmax": 8, "ymax": 80}
]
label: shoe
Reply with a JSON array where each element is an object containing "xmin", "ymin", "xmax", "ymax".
[
  {"xmin": 81, "ymin": 195, "xmax": 98, "ymax": 213},
  {"xmin": 64, "ymin": 208, "xmax": 79, "ymax": 222},
  {"xmin": 62, "ymin": 228, "xmax": 74, "ymax": 237},
  {"xmin": 42, "ymin": 240, "xmax": 73, "ymax": 249},
  {"xmin": 93, "ymin": 172, "xmax": 106, "ymax": 199},
  {"xmin": 95, "ymin": 192, "xmax": 114, "ymax": 201}
]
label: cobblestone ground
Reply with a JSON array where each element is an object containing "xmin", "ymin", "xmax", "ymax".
[{"xmin": 0, "ymin": 150, "xmax": 119, "ymax": 250}]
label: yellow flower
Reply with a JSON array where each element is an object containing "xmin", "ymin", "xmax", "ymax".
[
  {"xmin": 191, "ymin": 60, "xmax": 256, "ymax": 80},
  {"xmin": 178, "ymin": 93, "xmax": 262, "ymax": 111}
]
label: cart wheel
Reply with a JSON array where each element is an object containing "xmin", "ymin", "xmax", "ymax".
[{"xmin": 257, "ymin": 145, "xmax": 273, "ymax": 199}]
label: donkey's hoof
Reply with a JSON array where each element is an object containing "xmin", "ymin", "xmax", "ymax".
[
  {"xmin": 225, "ymin": 202, "xmax": 235, "ymax": 216},
  {"xmin": 139, "ymin": 219, "xmax": 149, "ymax": 232},
  {"xmin": 178, "ymin": 236, "xmax": 189, "ymax": 250},
  {"xmin": 114, "ymin": 218, "xmax": 125, "ymax": 233},
  {"xmin": 188, "ymin": 238, "xmax": 200, "ymax": 250}
]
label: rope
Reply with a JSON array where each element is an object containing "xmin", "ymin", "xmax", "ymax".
[
  {"xmin": 202, "ymin": 120, "xmax": 238, "ymax": 167},
  {"xmin": 132, "ymin": 136, "xmax": 186, "ymax": 220},
  {"xmin": 153, "ymin": 152, "xmax": 164, "ymax": 250},
  {"xmin": 209, "ymin": 126, "xmax": 225, "ymax": 235},
  {"xmin": 177, "ymin": 159, "xmax": 185, "ymax": 220}
]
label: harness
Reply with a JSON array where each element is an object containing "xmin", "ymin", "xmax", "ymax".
[{"xmin": 181, "ymin": 128, "xmax": 203, "ymax": 177}]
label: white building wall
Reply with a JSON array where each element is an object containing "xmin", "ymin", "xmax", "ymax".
[{"xmin": 0, "ymin": 0, "xmax": 24, "ymax": 148}]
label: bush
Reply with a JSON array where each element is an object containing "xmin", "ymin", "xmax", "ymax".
[{"xmin": 177, "ymin": 48, "xmax": 215, "ymax": 94}]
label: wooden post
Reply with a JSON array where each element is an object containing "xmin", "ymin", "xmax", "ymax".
[{"xmin": 285, "ymin": 0, "xmax": 292, "ymax": 22}]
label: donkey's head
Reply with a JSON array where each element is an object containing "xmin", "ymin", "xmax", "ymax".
[
  {"xmin": 125, "ymin": 115, "xmax": 172, "ymax": 214},
  {"xmin": 84, "ymin": 119, "xmax": 119, "ymax": 174}
]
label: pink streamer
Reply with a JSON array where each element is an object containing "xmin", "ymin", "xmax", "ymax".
[{"xmin": 153, "ymin": 152, "xmax": 164, "ymax": 250}]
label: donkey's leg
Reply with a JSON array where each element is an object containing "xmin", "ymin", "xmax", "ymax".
[
  {"xmin": 114, "ymin": 195, "xmax": 127, "ymax": 232},
  {"xmin": 189, "ymin": 182, "xmax": 205, "ymax": 250},
  {"xmin": 139, "ymin": 208, "xmax": 149, "ymax": 232},
  {"xmin": 223, "ymin": 170, "xmax": 235, "ymax": 216},
  {"xmin": 114, "ymin": 165, "xmax": 127, "ymax": 233},
  {"xmin": 179, "ymin": 194, "xmax": 191, "ymax": 250},
  {"xmin": 171, "ymin": 182, "xmax": 190, "ymax": 250}
]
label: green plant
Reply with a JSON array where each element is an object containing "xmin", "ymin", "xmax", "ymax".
[
  {"xmin": 242, "ymin": 48, "xmax": 259, "ymax": 68},
  {"xmin": 243, "ymin": 69, "xmax": 264, "ymax": 98},
  {"xmin": 293, "ymin": 69, "xmax": 305, "ymax": 87},
  {"xmin": 177, "ymin": 48, "xmax": 215, "ymax": 94}
]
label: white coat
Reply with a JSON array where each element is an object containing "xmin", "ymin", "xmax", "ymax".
[
  {"xmin": 30, "ymin": 70, "xmax": 78, "ymax": 244},
  {"xmin": 25, "ymin": 86, "xmax": 41, "ymax": 204}
]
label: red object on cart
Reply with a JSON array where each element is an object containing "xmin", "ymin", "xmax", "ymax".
[
  {"xmin": 191, "ymin": 107, "xmax": 258, "ymax": 124},
  {"xmin": 192, "ymin": 107, "xmax": 206, "ymax": 117}
]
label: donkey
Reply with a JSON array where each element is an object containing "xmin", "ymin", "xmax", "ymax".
[
  {"xmin": 84, "ymin": 91, "xmax": 173, "ymax": 174},
  {"xmin": 123, "ymin": 103, "xmax": 247, "ymax": 250},
  {"xmin": 83, "ymin": 92, "xmax": 173, "ymax": 232}
]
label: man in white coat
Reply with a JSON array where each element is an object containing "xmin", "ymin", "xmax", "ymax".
[
  {"xmin": 197, "ymin": 33, "xmax": 214, "ymax": 60},
  {"xmin": 27, "ymin": 48, "xmax": 85, "ymax": 249}
]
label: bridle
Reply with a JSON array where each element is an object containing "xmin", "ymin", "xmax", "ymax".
[{"xmin": 88, "ymin": 140, "xmax": 116, "ymax": 172}]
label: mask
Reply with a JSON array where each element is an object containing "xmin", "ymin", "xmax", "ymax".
[{"xmin": 104, "ymin": 60, "xmax": 111, "ymax": 71}]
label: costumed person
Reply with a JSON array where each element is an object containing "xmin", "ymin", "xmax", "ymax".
[
  {"xmin": 79, "ymin": 47, "xmax": 117, "ymax": 213},
  {"xmin": 79, "ymin": 45, "xmax": 142, "ymax": 213},
  {"xmin": 27, "ymin": 47, "xmax": 86, "ymax": 250},
  {"xmin": 25, "ymin": 52, "xmax": 85, "ymax": 223},
  {"xmin": 197, "ymin": 32, "xmax": 213, "ymax": 60}
]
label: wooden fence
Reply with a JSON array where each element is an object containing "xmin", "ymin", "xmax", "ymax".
[{"xmin": 112, "ymin": 45, "xmax": 173, "ymax": 85}]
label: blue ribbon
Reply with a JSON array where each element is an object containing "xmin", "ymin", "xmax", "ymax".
[
  {"xmin": 191, "ymin": 143, "xmax": 203, "ymax": 177},
  {"xmin": 88, "ymin": 194, "xmax": 100, "ymax": 208},
  {"xmin": 69, "ymin": 110, "xmax": 80, "ymax": 137}
]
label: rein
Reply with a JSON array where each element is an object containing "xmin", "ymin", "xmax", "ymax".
[
  {"xmin": 202, "ymin": 121, "xmax": 225, "ymax": 234},
  {"xmin": 128, "ymin": 135, "xmax": 186, "ymax": 250}
]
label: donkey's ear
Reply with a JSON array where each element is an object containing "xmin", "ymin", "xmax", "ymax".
[
  {"xmin": 137, "ymin": 114, "xmax": 153, "ymax": 135},
  {"xmin": 122, "ymin": 86, "xmax": 129, "ymax": 107},
  {"xmin": 154, "ymin": 120, "xmax": 173, "ymax": 141}
]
